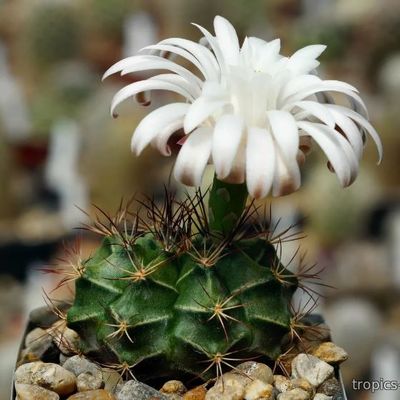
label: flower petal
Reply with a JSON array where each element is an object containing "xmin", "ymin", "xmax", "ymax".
[
  {"xmin": 272, "ymin": 148, "xmax": 301, "ymax": 197},
  {"xmin": 292, "ymin": 100, "xmax": 336, "ymax": 128},
  {"xmin": 173, "ymin": 127, "xmax": 212, "ymax": 186},
  {"xmin": 212, "ymin": 114, "xmax": 244, "ymax": 179},
  {"xmin": 266, "ymin": 111, "xmax": 301, "ymax": 196},
  {"xmin": 103, "ymin": 56, "xmax": 136, "ymax": 80},
  {"xmin": 103, "ymin": 55, "xmax": 198, "ymax": 87},
  {"xmin": 111, "ymin": 80, "xmax": 193, "ymax": 117},
  {"xmin": 267, "ymin": 110, "xmax": 299, "ymax": 159},
  {"xmin": 298, "ymin": 121, "xmax": 358, "ymax": 186},
  {"xmin": 143, "ymin": 44, "xmax": 209, "ymax": 79},
  {"xmin": 131, "ymin": 103, "xmax": 189, "ymax": 155},
  {"xmin": 240, "ymin": 37, "xmax": 281, "ymax": 71},
  {"xmin": 158, "ymin": 37, "xmax": 219, "ymax": 78},
  {"xmin": 193, "ymin": 23, "xmax": 227, "ymax": 73},
  {"xmin": 280, "ymin": 75, "xmax": 322, "ymax": 103},
  {"xmin": 213, "ymin": 16, "xmax": 240, "ymax": 66},
  {"xmin": 258, "ymin": 39, "xmax": 281, "ymax": 69},
  {"xmin": 117, "ymin": 55, "xmax": 202, "ymax": 88},
  {"xmin": 327, "ymin": 107, "xmax": 363, "ymax": 159},
  {"xmin": 246, "ymin": 127, "xmax": 275, "ymax": 199},
  {"xmin": 151, "ymin": 119, "xmax": 184, "ymax": 156},
  {"xmin": 224, "ymin": 144, "xmax": 246, "ymax": 184},
  {"xmin": 285, "ymin": 79, "xmax": 368, "ymax": 118},
  {"xmin": 326, "ymin": 104, "xmax": 383, "ymax": 163},
  {"xmin": 149, "ymin": 73, "xmax": 201, "ymax": 99},
  {"xmin": 184, "ymin": 95, "xmax": 227, "ymax": 133},
  {"xmin": 287, "ymin": 44, "xmax": 326, "ymax": 75}
]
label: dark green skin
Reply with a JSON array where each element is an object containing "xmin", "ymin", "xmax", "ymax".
[
  {"xmin": 208, "ymin": 179, "xmax": 248, "ymax": 234},
  {"xmin": 67, "ymin": 233, "xmax": 297, "ymax": 381}
]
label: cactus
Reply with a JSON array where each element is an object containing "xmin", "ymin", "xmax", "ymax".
[
  {"xmin": 66, "ymin": 181, "xmax": 300, "ymax": 381},
  {"xmin": 50, "ymin": 12, "xmax": 382, "ymax": 385}
]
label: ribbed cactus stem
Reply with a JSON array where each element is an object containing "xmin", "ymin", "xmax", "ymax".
[
  {"xmin": 66, "ymin": 192, "xmax": 299, "ymax": 382},
  {"xmin": 208, "ymin": 176, "xmax": 248, "ymax": 234}
]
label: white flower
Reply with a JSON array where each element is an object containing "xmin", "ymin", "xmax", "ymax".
[{"xmin": 104, "ymin": 16, "xmax": 382, "ymax": 198}]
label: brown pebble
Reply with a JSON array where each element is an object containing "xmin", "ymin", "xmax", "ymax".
[
  {"xmin": 48, "ymin": 321, "xmax": 80, "ymax": 355},
  {"xmin": 274, "ymin": 375, "xmax": 291, "ymax": 393},
  {"xmin": 15, "ymin": 383, "xmax": 60, "ymax": 400},
  {"xmin": 17, "ymin": 351, "xmax": 42, "ymax": 366},
  {"xmin": 311, "ymin": 342, "xmax": 348, "ymax": 365},
  {"xmin": 289, "ymin": 378, "xmax": 314, "ymax": 397},
  {"xmin": 15, "ymin": 362, "xmax": 76, "ymax": 396},
  {"xmin": 160, "ymin": 380, "xmax": 187, "ymax": 395},
  {"xmin": 277, "ymin": 388, "xmax": 310, "ymax": 400},
  {"xmin": 67, "ymin": 389, "xmax": 115, "ymax": 400},
  {"xmin": 102, "ymin": 369, "xmax": 123, "ymax": 393},
  {"xmin": 183, "ymin": 385, "xmax": 207, "ymax": 400},
  {"xmin": 235, "ymin": 361, "xmax": 274, "ymax": 384},
  {"xmin": 244, "ymin": 379, "xmax": 274, "ymax": 399}
]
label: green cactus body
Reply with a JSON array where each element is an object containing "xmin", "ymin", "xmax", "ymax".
[{"xmin": 67, "ymin": 200, "xmax": 297, "ymax": 381}]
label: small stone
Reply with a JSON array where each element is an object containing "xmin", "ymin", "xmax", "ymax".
[
  {"xmin": 18, "ymin": 328, "xmax": 55, "ymax": 364},
  {"xmin": 311, "ymin": 342, "xmax": 348, "ymax": 365},
  {"xmin": 274, "ymin": 375, "xmax": 290, "ymax": 393},
  {"xmin": 316, "ymin": 378, "xmax": 341, "ymax": 397},
  {"xmin": 235, "ymin": 361, "xmax": 274, "ymax": 384},
  {"xmin": 59, "ymin": 354, "xmax": 70, "ymax": 365},
  {"xmin": 15, "ymin": 383, "xmax": 60, "ymax": 400},
  {"xmin": 111, "ymin": 382, "xmax": 125, "ymax": 397},
  {"xmin": 289, "ymin": 378, "xmax": 314, "ymax": 397},
  {"xmin": 30, "ymin": 306, "xmax": 62, "ymax": 327},
  {"xmin": 63, "ymin": 356, "xmax": 103, "ymax": 391},
  {"xmin": 47, "ymin": 321, "xmax": 80, "ymax": 355},
  {"xmin": 225, "ymin": 371, "xmax": 252, "ymax": 386},
  {"xmin": 206, "ymin": 372, "xmax": 249, "ymax": 400},
  {"xmin": 102, "ymin": 369, "xmax": 123, "ymax": 393},
  {"xmin": 67, "ymin": 389, "xmax": 116, "ymax": 399},
  {"xmin": 77, "ymin": 372, "xmax": 104, "ymax": 391},
  {"xmin": 302, "ymin": 324, "xmax": 331, "ymax": 343},
  {"xmin": 272, "ymin": 387, "xmax": 280, "ymax": 398},
  {"xmin": 25, "ymin": 328, "xmax": 52, "ymax": 349},
  {"xmin": 244, "ymin": 379, "xmax": 274, "ymax": 400},
  {"xmin": 206, "ymin": 384, "xmax": 244, "ymax": 400},
  {"xmin": 314, "ymin": 395, "xmax": 332, "ymax": 400},
  {"xmin": 291, "ymin": 354, "xmax": 334, "ymax": 387},
  {"xmin": 15, "ymin": 362, "xmax": 76, "ymax": 396},
  {"xmin": 15, "ymin": 362, "xmax": 42, "ymax": 383},
  {"xmin": 17, "ymin": 350, "xmax": 45, "ymax": 366},
  {"xmin": 164, "ymin": 395, "xmax": 183, "ymax": 400},
  {"xmin": 160, "ymin": 380, "xmax": 187, "ymax": 395},
  {"xmin": 183, "ymin": 385, "xmax": 207, "ymax": 400},
  {"xmin": 277, "ymin": 388, "xmax": 310, "ymax": 400},
  {"xmin": 117, "ymin": 380, "xmax": 167, "ymax": 400},
  {"xmin": 210, "ymin": 371, "xmax": 252, "ymax": 392}
]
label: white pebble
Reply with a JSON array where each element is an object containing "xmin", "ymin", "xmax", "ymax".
[
  {"xmin": 291, "ymin": 354, "xmax": 334, "ymax": 387},
  {"xmin": 244, "ymin": 379, "xmax": 274, "ymax": 400}
]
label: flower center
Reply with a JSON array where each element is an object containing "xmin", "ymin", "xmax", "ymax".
[{"xmin": 221, "ymin": 66, "xmax": 278, "ymax": 128}]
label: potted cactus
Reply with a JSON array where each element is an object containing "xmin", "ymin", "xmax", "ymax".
[{"xmin": 13, "ymin": 16, "xmax": 381, "ymax": 400}]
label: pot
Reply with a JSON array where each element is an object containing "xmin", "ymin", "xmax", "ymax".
[{"xmin": 11, "ymin": 307, "xmax": 348, "ymax": 399}]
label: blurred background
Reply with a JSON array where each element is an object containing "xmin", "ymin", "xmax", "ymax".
[{"xmin": 0, "ymin": 0, "xmax": 399, "ymax": 398}]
